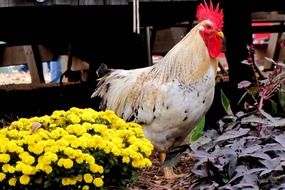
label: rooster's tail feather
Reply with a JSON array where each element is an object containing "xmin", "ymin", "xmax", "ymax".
[{"xmin": 96, "ymin": 63, "xmax": 112, "ymax": 78}]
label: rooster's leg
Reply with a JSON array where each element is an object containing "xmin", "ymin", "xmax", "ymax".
[
  {"xmin": 159, "ymin": 151, "xmax": 167, "ymax": 165},
  {"xmin": 159, "ymin": 151, "xmax": 185, "ymax": 179}
]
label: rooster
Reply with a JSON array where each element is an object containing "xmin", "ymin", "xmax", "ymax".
[{"xmin": 91, "ymin": 0, "xmax": 224, "ymax": 179}]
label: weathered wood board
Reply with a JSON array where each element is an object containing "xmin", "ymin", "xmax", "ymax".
[{"xmin": 0, "ymin": 0, "xmax": 196, "ymax": 7}]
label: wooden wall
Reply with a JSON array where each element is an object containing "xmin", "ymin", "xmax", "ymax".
[{"xmin": 0, "ymin": 0, "xmax": 197, "ymax": 7}]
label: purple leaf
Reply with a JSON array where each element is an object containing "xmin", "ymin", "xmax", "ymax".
[
  {"xmin": 240, "ymin": 152, "xmax": 271, "ymax": 160},
  {"xmin": 262, "ymin": 143, "xmax": 285, "ymax": 152},
  {"xmin": 242, "ymin": 145, "xmax": 261, "ymax": 154},
  {"xmin": 238, "ymin": 80, "xmax": 252, "ymax": 89},
  {"xmin": 259, "ymin": 158, "xmax": 283, "ymax": 175},
  {"xmin": 241, "ymin": 60, "xmax": 252, "ymax": 65},
  {"xmin": 274, "ymin": 134, "xmax": 285, "ymax": 148},
  {"xmin": 214, "ymin": 128, "xmax": 250, "ymax": 144}
]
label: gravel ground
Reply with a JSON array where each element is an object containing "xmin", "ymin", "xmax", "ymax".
[{"xmin": 0, "ymin": 70, "xmax": 50, "ymax": 85}]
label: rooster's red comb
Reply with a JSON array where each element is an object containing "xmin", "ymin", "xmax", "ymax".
[{"xmin": 196, "ymin": 0, "xmax": 223, "ymax": 30}]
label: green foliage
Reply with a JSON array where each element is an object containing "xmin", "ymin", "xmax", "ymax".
[
  {"xmin": 189, "ymin": 116, "xmax": 205, "ymax": 142},
  {"xmin": 278, "ymin": 90, "xmax": 285, "ymax": 112},
  {"xmin": 220, "ymin": 89, "xmax": 233, "ymax": 115}
]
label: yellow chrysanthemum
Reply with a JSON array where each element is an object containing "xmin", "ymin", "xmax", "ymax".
[
  {"xmin": 81, "ymin": 112, "xmax": 94, "ymax": 122},
  {"xmin": 61, "ymin": 178, "xmax": 69, "ymax": 186},
  {"xmin": 63, "ymin": 158, "xmax": 73, "ymax": 169},
  {"xmin": 111, "ymin": 137, "xmax": 123, "ymax": 147},
  {"xmin": 63, "ymin": 147, "xmax": 77, "ymax": 158},
  {"xmin": 45, "ymin": 145, "xmax": 59, "ymax": 153},
  {"xmin": 57, "ymin": 158, "xmax": 73, "ymax": 169},
  {"xmin": 7, "ymin": 129, "xmax": 19, "ymax": 139},
  {"xmin": 83, "ymin": 173, "xmax": 93, "ymax": 183},
  {"xmin": 0, "ymin": 173, "xmax": 6, "ymax": 182},
  {"xmin": 2, "ymin": 164, "xmax": 15, "ymax": 173},
  {"xmin": 111, "ymin": 146, "xmax": 121, "ymax": 156},
  {"xmin": 22, "ymin": 164, "xmax": 36, "ymax": 175},
  {"xmin": 75, "ymin": 175, "xmax": 82, "ymax": 182},
  {"xmin": 49, "ymin": 130, "xmax": 61, "ymax": 139},
  {"xmin": 75, "ymin": 156, "xmax": 84, "ymax": 164},
  {"xmin": 83, "ymin": 154, "xmax": 95, "ymax": 165},
  {"xmin": 19, "ymin": 175, "xmax": 30, "ymax": 185},
  {"xmin": 82, "ymin": 185, "xmax": 89, "ymax": 190},
  {"xmin": 64, "ymin": 177, "xmax": 77, "ymax": 185},
  {"xmin": 6, "ymin": 141, "xmax": 23, "ymax": 153},
  {"xmin": 93, "ymin": 124, "xmax": 108, "ymax": 134},
  {"xmin": 93, "ymin": 177, "xmax": 104, "ymax": 187},
  {"xmin": 67, "ymin": 113, "xmax": 81, "ymax": 124},
  {"xmin": 122, "ymin": 156, "xmax": 130, "ymax": 164},
  {"xmin": 0, "ymin": 107, "xmax": 154, "ymax": 188},
  {"xmin": 43, "ymin": 165, "xmax": 53, "ymax": 174},
  {"xmin": 89, "ymin": 163, "xmax": 104, "ymax": 174},
  {"xmin": 49, "ymin": 123, "xmax": 57, "ymax": 129},
  {"xmin": 23, "ymin": 155, "xmax": 35, "ymax": 165},
  {"xmin": 11, "ymin": 121, "xmax": 24, "ymax": 130},
  {"xmin": 131, "ymin": 159, "xmax": 144, "ymax": 168},
  {"xmin": 41, "ymin": 152, "xmax": 58, "ymax": 164},
  {"xmin": 143, "ymin": 158, "xmax": 152, "ymax": 167},
  {"xmin": 0, "ymin": 154, "xmax": 10, "ymax": 163},
  {"xmin": 55, "ymin": 139, "xmax": 69, "ymax": 147},
  {"xmin": 8, "ymin": 177, "xmax": 17, "ymax": 186},
  {"xmin": 28, "ymin": 142, "xmax": 45, "ymax": 155}
]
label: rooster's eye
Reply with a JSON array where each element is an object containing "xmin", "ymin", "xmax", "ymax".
[{"xmin": 205, "ymin": 24, "xmax": 213, "ymax": 30}]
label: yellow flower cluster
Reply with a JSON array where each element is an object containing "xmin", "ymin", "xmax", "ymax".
[{"xmin": 0, "ymin": 107, "xmax": 153, "ymax": 189}]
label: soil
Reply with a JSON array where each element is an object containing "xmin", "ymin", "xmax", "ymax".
[{"xmin": 127, "ymin": 150, "xmax": 196, "ymax": 190}]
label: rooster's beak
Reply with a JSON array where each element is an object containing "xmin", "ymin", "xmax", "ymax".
[{"xmin": 217, "ymin": 31, "xmax": 224, "ymax": 39}]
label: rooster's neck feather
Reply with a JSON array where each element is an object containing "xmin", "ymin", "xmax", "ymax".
[{"xmin": 149, "ymin": 21, "xmax": 217, "ymax": 84}]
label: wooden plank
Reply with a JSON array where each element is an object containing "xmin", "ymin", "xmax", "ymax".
[
  {"xmin": 0, "ymin": 0, "xmax": 78, "ymax": 7},
  {"xmin": 252, "ymin": 12, "xmax": 285, "ymax": 22},
  {"xmin": 0, "ymin": 0, "xmax": 197, "ymax": 7},
  {"xmin": 0, "ymin": 45, "xmax": 46, "ymax": 84},
  {"xmin": 0, "ymin": 45, "xmax": 53, "ymax": 66},
  {"xmin": 145, "ymin": 0, "xmax": 171, "ymax": 1},
  {"xmin": 104, "ymin": 0, "xmax": 128, "ymax": 5},
  {"xmin": 1, "ymin": 46, "xmax": 28, "ymax": 66},
  {"xmin": 50, "ymin": 0, "xmax": 78, "ymax": 5},
  {"xmin": 265, "ymin": 33, "xmax": 279, "ymax": 59},
  {"xmin": 23, "ymin": 46, "xmax": 42, "ymax": 84},
  {"xmin": 0, "ymin": 0, "xmax": 34, "ymax": 7},
  {"xmin": 79, "ymin": 0, "xmax": 104, "ymax": 5}
]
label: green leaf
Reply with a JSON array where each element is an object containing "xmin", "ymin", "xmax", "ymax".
[
  {"xmin": 269, "ymin": 99, "xmax": 278, "ymax": 115},
  {"xmin": 221, "ymin": 89, "xmax": 233, "ymax": 115},
  {"xmin": 190, "ymin": 116, "xmax": 205, "ymax": 142},
  {"xmin": 278, "ymin": 91, "xmax": 285, "ymax": 110},
  {"xmin": 248, "ymin": 86, "xmax": 258, "ymax": 96},
  {"xmin": 237, "ymin": 91, "xmax": 248, "ymax": 105}
]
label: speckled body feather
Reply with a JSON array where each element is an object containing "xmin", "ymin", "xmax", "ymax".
[{"xmin": 92, "ymin": 20, "xmax": 219, "ymax": 151}]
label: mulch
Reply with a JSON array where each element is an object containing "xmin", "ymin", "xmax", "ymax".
[{"xmin": 127, "ymin": 150, "xmax": 196, "ymax": 190}]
